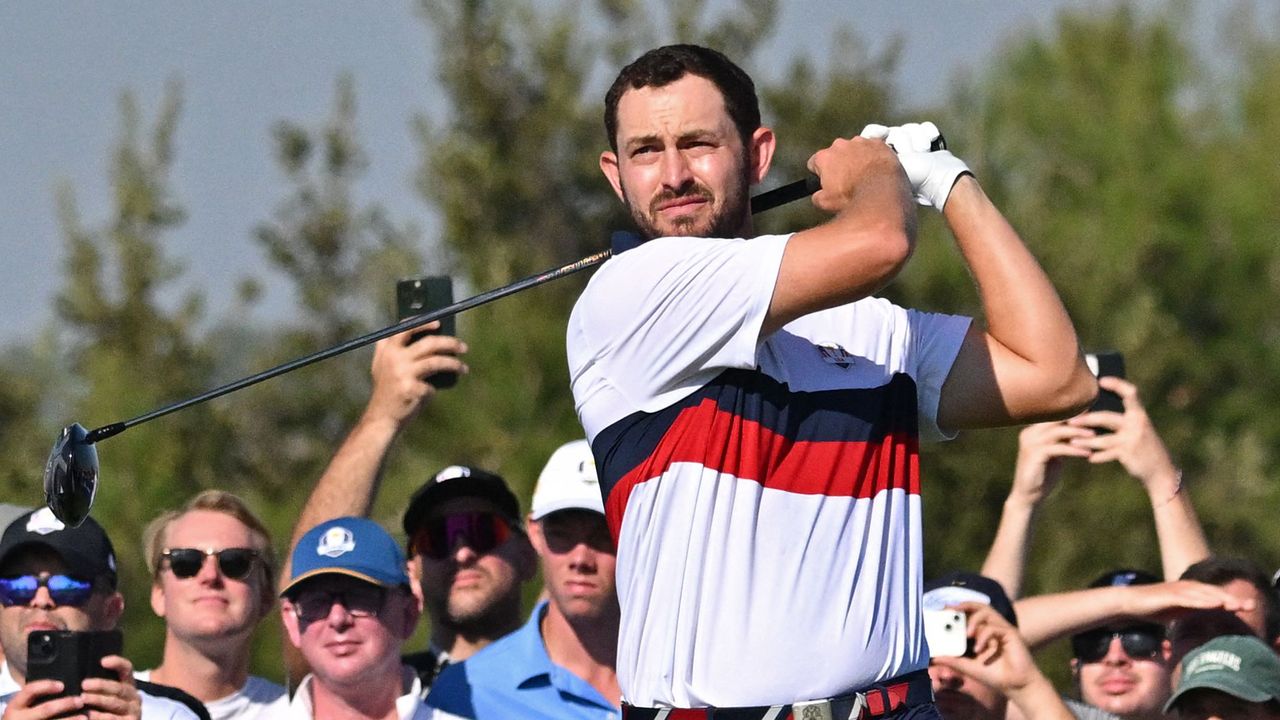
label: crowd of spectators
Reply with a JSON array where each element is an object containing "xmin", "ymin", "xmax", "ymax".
[{"xmin": 2, "ymin": 328, "xmax": 1277, "ymax": 720}]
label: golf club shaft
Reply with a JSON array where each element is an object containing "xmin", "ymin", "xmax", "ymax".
[{"xmin": 84, "ymin": 175, "xmax": 819, "ymax": 444}]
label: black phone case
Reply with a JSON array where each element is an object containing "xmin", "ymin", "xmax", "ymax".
[
  {"xmin": 396, "ymin": 276, "xmax": 457, "ymax": 388},
  {"xmin": 27, "ymin": 629, "xmax": 123, "ymax": 697},
  {"xmin": 1089, "ymin": 352, "xmax": 1125, "ymax": 415}
]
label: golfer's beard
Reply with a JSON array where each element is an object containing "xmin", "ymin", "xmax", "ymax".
[{"xmin": 627, "ymin": 171, "xmax": 751, "ymax": 241}]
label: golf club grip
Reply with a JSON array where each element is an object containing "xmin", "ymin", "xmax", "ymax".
[
  {"xmin": 85, "ymin": 177, "xmax": 819, "ymax": 441},
  {"xmin": 750, "ymin": 175, "xmax": 820, "ymax": 214}
]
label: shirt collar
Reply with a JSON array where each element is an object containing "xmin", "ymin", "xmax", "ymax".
[
  {"xmin": 291, "ymin": 666, "xmax": 426, "ymax": 719},
  {"xmin": 510, "ymin": 600, "xmax": 557, "ymax": 688}
]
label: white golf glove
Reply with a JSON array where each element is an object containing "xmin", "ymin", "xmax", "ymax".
[{"xmin": 860, "ymin": 121, "xmax": 971, "ymax": 210}]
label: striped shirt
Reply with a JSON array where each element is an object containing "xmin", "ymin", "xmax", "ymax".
[{"xmin": 567, "ymin": 234, "xmax": 969, "ymax": 707}]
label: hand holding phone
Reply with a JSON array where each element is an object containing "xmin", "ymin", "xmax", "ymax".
[
  {"xmin": 923, "ymin": 608, "xmax": 968, "ymax": 658},
  {"xmin": 396, "ymin": 276, "xmax": 457, "ymax": 389},
  {"xmin": 1084, "ymin": 352, "xmax": 1125, "ymax": 434},
  {"xmin": 27, "ymin": 629, "xmax": 123, "ymax": 700}
]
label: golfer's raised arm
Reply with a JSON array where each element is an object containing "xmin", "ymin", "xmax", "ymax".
[
  {"xmin": 762, "ymin": 136, "xmax": 916, "ymax": 337},
  {"xmin": 935, "ymin": 174, "xmax": 1095, "ymax": 429}
]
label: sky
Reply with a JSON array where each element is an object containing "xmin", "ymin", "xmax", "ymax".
[{"xmin": 0, "ymin": 0, "xmax": 1264, "ymax": 343}]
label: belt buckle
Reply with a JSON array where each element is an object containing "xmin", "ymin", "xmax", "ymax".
[
  {"xmin": 791, "ymin": 700, "xmax": 833, "ymax": 720},
  {"xmin": 792, "ymin": 693, "xmax": 866, "ymax": 720}
]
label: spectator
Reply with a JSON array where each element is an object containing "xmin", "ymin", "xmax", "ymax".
[
  {"xmin": 924, "ymin": 572, "xmax": 1026, "ymax": 720},
  {"xmin": 400, "ymin": 466, "xmax": 536, "ymax": 681},
  {"xmin": 139, "ymin": 490, "xmax": 288, "ymax": 718},
  {"xmin": 0, "ymin": 507, "xmax": 201, "ymax": 719},
  {"xmin": 1164, "ymin": 635, "xmax": 1280, "ymax": 719},
  {"xmin": 428, "ymin": 439, "xmax": 619, "ymax": 718},
  {"xmin": 1172, "ymin": 556, "xmax": 1280, "ymax": 661},
  {"xmin": 280, "ymin": 517, "xmax": 428, "ymax": 719},
  {"xmin": 0, "ymin": 506, "xmax": 27, "ymax": 671},
  {"xmin": 981, "ymin": 378, "xmax": 1209, "ymax": 600},
  {"xmin": 925, "ymin": 597, "xmax": 1075, "ymax": 720},
  {"xmin": 285, "ymin": 328, "xmax": 535, "ymax": 689},
  {"xmin": 1068, "ymin": 570, "xmax": 1174, "ymax": 720}
]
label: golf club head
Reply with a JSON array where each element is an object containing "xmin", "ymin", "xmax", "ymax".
[{"xmin": 42, "ymin": 423, "xmax": 98, "ymax": 528}]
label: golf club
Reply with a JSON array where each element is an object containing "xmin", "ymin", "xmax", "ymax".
[{"xmin": 42, "ymin": 174, "xmax": 820, "ymax": 526}]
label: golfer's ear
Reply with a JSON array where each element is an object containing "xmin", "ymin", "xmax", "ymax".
[
  {"xmin": 600, "ymin": 151, "xmax": 625, "ymax": 201},
  {"xmin": 749, "ymin": 127, "xmax": 776, "ymax": 186}
]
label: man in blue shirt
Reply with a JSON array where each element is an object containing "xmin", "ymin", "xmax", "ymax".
[{"xmin": 428, "ymin": 440, "xmax": 620, "ymax": 719}]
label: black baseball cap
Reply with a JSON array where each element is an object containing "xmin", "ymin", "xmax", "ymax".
[
  {"xmin": 924, "ymin": 571, "xmax": 1018, "ymax": 626},
  {"xmin": 1070, "ymin": 568, "xmax": 1164, "ymax": 646},
  {"xmin": 1089, "ymin": 568, "xmax": 1160, "ymax": 588},
  {"xmin": 0, "ymin": 507, "xmax": 118, "ymax": 588},
  {"xmin": 402, "ymin": 465, "xmax": 522, "ymax": 538}
]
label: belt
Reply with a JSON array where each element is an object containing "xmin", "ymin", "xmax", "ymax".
[{"xmin": 620, "ymin": 669, "xmax": 933, "ymax": 720}]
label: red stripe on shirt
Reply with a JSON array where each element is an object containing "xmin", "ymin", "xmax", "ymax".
[{"xmin": 605, "ymin": 396, "xmax": 919, "ymax": 540}]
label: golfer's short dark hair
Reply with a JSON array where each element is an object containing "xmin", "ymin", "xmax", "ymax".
[
  {"xmin": 604, "ymin": 44, "xmax": 760, "ymax": 153},
  {"xmin": 1180, "ymin": 555, "xmax": 1280, "ymax": 642}
]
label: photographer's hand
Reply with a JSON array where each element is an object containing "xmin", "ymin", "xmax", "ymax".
[
  {"xmin": 1067, "ymin": 377, "xmax": 1177, "ymax": 492},
  {"xmin": 2, "ymin": 680, "xmax": 85, "ymax": 720},
  {"xmin": 1067, "ymin": 376, "xmax": 1208, "ymax": 577},
  {"xmin": 931, "ymin": 603, "xmax": 1073, "ymax": 720},
  {"xmin": 78, "ymin": 655, "xmax": 140, "ymax": 720}
]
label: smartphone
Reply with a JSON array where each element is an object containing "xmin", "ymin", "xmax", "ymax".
[
  {"xmin": 396, "ymin": 275, "xmax": 457, "ymax": 389},
  {"xmin": 923, "ymin": 608, "xmax": 968, "ymax": 658},
  {"xmin": 1085, "ymin": 351, "xmax": 1126, "ymax": 415},
  {"xmin": 27, "ymin": 629, "xmax": 123, "ymax": 698}
]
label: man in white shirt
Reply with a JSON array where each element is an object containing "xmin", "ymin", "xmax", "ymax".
[
  {"xmin": 138, "ymin": 490, "xmax": 288, "ymax": 719},
  {"xmin": 281, "ymin": 516, "xmax": 431, "ymax": 720},
  {"xmin": 570, "ymin": 44, "xmax": 1095, "ymax": 716}
]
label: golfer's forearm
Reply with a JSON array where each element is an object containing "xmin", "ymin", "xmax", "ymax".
[{"xmin": 766, "ymin": 170, "xmax": 914, "ymax": 335}]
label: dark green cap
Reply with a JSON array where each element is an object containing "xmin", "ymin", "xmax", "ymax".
[{"xmin": 1165, "ymin": 635, "xmax": 1280, "ymax": 712}]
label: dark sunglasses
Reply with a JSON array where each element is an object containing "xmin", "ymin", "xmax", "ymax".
[
  {"xmin": 162, "ymin": 547, "xmax": 259, "ymax": 581},
  {"xmin": 291, "ymin": 586, "xmax": 387, "ymax": 623},
  {"xmin": 1071, "ymin": 628, "xmax": 1163, "ymax": 663},
  {"xmin": 412, "ymin": 512, "xmax": 512, "ymax": 560},
  {"xmin": 0, "ymin": 574, "xmax": 95, "ymax": 607}
]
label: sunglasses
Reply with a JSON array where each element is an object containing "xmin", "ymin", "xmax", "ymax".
[
  {"xmin": 162, "ymin": 547, "xmax": 259, "ymax": 581},
  {"xmin": 0, "ymin": 574, "xmax": 95, "ymax": 607},
  {"xmin": 1071, "ymin": 628, "xmax": 1164, "ymax": 663},
  {"xmin": 412, "ymin": 512, "xmax": 512, "ymax": 560},
  {"xmin": 291, "ymin": 586, "xmax": 388, "ymax": 623}
]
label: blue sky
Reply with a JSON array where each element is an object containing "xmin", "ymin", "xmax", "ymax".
[{"xmin": 0, "ymin": 1, "xmax": 1261, "ymax": 342}]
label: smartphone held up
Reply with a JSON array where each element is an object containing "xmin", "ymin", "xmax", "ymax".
[
  {"xmin": 396, "ymin": 275, "xmax": 457, "ymax": 389},
  {"xmin": 923, "ymin": 608, "xmax": 968, "ymax": 658},
  {"xmin": 27, "ymin": 629, "xmax": 123, "ymax": 698}
]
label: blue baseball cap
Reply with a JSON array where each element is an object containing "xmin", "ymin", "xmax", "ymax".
[{"xmin": 281, "ymin": 517, "xmax": 409, "ymax": 597}]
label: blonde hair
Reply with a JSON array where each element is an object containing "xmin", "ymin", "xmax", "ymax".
[{"xmin": 143, "ymin": 490, "xmax": 277, "ymax": 591}]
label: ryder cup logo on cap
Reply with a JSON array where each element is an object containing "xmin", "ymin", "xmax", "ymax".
[
  {"xmin": 281, "ymin": 516, "xmax": 409, "ymax": 597},
  {"xmin": 316, "ymin": 526, "xmax": 356, "ymax": 558},
  {"xmin": 530, "ymin": 439, "xmax": 605, "ymax": 520}
]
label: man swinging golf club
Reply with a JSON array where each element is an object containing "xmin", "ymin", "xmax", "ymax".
[{"xmin": 568, "ymin": 43, "xmax": 1096, "ymax": 718}]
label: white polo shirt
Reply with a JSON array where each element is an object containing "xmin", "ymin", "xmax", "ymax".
[{"xmin": 568, "ymin": 234, "xmax": 969, "ymax": 707}]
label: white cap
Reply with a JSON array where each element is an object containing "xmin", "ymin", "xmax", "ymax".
[{"xmin": 530, "ymin": 440, "xmax": 604, "ymax": 520}]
